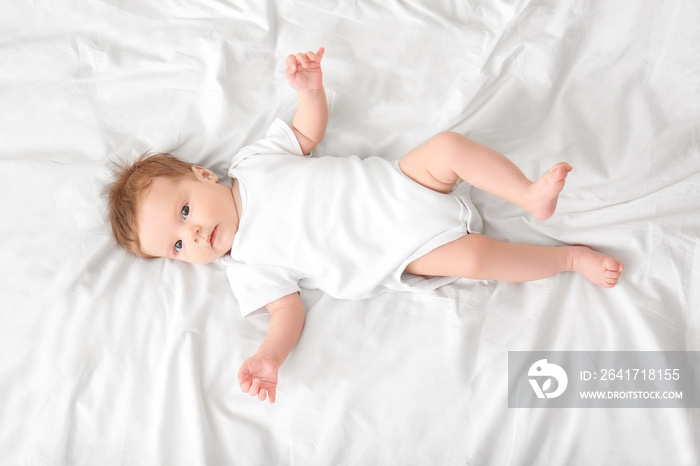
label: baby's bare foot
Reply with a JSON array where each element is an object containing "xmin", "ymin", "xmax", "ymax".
[
  {"xmin": 570, "ymin": 246, "xmax": 624, "ymax": 288},
  {"xmin": 524, "ymin": 162, "xmax": 572, "ymax": 220}
]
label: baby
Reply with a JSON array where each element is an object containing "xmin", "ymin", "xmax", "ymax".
[{"xmin": 107, "ymin": 48, "xmax": 623, "ymax": 404}]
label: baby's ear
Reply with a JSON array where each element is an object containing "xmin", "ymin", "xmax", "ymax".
[{"xmin": 191, "ymin": 165, "xmax": 219, "ymax": 183}]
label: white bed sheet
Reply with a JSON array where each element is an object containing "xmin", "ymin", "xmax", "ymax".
[{"xmin": 1, "ymin": 0, "xmax": 699, "ymax": 464}]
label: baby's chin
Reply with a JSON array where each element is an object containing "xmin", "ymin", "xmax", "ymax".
[{"xmin": 175, "ymin": 252, "xmax": 229, "ymax": 265}]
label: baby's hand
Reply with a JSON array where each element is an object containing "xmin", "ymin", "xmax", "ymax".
[
  {"xmin": 285, "ymin": 47, "xmax": 325, "ymax": 93},
  {"xmin": 238, "ymin": 354, "xmax": 280, "ymax": 403}
]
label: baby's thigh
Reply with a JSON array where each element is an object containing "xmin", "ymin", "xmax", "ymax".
[
  {"xmin": 398, "ymin": 132, "xmax": 462, "ymax": 193},
  {"xmin": 405, "ymin": 234, "xmax": 482, "ymax": 278}
]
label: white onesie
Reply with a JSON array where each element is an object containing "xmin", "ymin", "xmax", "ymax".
[{"xmin": 221, "ymin": 119, "xmax": 482, "ymax": 317}]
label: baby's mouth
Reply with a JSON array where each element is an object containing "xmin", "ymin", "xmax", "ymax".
[{"xmin": 210, "ymin": 226, "xmax": 218, "ymax": 246}]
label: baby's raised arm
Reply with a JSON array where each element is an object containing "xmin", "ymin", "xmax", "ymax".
[{"xmin": 285, "ymin": 48, "xmax": 327, "ymax": 154}]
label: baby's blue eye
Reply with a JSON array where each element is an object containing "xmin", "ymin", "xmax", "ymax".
[
  {"xmin": 175, "ymin": 240, "xmax": 183, "ymax": 253},
  {"xmin": 181, "ymin": 204, "xmax": 190, "ymax": 219}
]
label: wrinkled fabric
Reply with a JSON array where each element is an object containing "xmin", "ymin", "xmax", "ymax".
[{"xmin": 1, "ymin": 1, "xmax": 698, "ymax": 465}]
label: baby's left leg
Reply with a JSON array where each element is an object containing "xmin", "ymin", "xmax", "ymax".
[
  {"xmin": 405, "ymin": 234, "xmax": 624, "ymax": 288},
  {"xmin": 399, "ymin": 132, "xmax": 571, "ymax": 220}
]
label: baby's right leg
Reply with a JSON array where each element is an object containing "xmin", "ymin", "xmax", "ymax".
[
  {"xmin": 405, "ymin": 234, "xmax": 624, "ymax": 288},
  {"xmin": 399, "ymin": 132, "xmax": 572, "ymax": 220}
]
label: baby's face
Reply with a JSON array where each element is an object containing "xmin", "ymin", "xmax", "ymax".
[{"xmin": 136, "ymin": 168, "xmax": 239, "ymax": 264}]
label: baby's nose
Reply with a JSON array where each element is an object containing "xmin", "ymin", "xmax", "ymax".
[{"xmin": 190, "ymin": 225, "xmax": 204, "ymax": 242}]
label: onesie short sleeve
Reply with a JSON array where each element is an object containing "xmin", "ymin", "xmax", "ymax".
[
  {"xmin": 221, "ymin": 259, "xmax": 301, "ymax": 317},
  {"xmin": 229, "ymin": 118, "xmax": 304, "ymax": 171}
]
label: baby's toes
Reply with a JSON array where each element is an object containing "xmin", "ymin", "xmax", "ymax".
[
  {"xmin": 603, "ymin": 270, "xmax": 621, "ymax": 287},
  {"xmin": 550, "ymin": 163, "xmax": 572, "ymax": 183},
  {"xmin": 604, "ymin": 258, "xmax": 624, "ymax": 273}
]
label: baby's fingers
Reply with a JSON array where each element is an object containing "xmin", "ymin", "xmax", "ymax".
[
  {"xmin": 296, "ymin": 52, "xmax": 311, "ymax": 68},
  {"xmin": 248, "ymin": 378, "xmax": 261, "ymax": 397},
  {"xmin": 285, "ymin": 54, "xmax": 297, "ymax": 74},
  {"xmin": 306, "ymin": 47, "xmax": 325, "ymax": 63},
  {"xmin": 237, "ymin": 367, "xmax": 252, "ymax": 393},
  {"xmin": 239, "ymin": 378, "xmax": 250, "ymax": 394}
]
